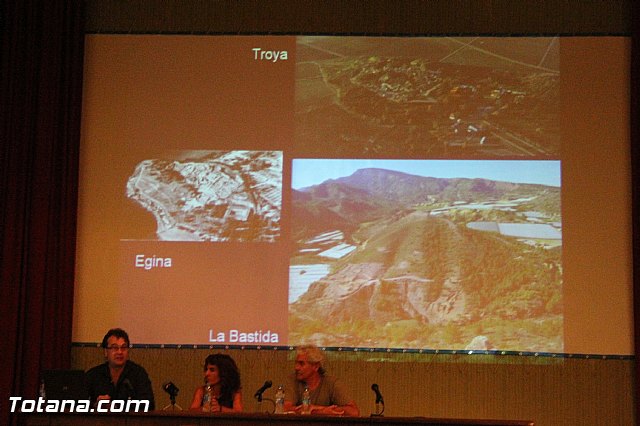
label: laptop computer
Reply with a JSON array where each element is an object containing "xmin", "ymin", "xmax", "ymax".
[{"xmin": 42, "ymin": 369, "xmax": 89, "ymax": 400}]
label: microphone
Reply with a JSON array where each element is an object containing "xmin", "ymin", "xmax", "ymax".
[
  {"xmin": 371, "ymin": 383, "xmax": 384, "ymax": 404},
  {"xmin": 163, "ymin": 381, "xmax": 179, "ymax": 398},
  {"xmin": 122, "ymin": 379, "xmax": 134, "ymax": 398},
  {"xmin": 254, "ymin": 380, "xmax": 272, "ymax": 401}
]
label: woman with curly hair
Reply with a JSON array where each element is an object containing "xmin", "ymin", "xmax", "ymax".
[{"xmin": 189, "ymin": 353, "xmax": 242, "ymax": 412}]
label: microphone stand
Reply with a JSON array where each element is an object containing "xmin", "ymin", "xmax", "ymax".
[
  {"xmin": 256, "ymin": 397, "xmax": 275, "ymax": 414},
  {"xmin": 254, "ymin": 381, "xmax": 274, "ymax": 413},
  {"xmin": 372, "ymin": 399, "xmax": 385, "ymax": 417},
  {"xmin": 370, "ymin": 384, "xmax": 385, "ymax": 417},
  {"xmin": 371, "ymin": 383, "xmax": 384, "ymax": 417},
  {"xmin": 163, "ymin": 392, "xmax": 183, "ymax": 411}
]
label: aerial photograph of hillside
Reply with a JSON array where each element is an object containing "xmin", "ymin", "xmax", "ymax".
[
  {"xmin": 289, "ymin": 159, "xmax": 562, "ymax": 352},
  {"xmin": 295, "ymin": 36, "xmax": 559, "ymax": 158},
  {"xmin": 125, "ymin": 150, "xmax": 282, "ymax": 242}
]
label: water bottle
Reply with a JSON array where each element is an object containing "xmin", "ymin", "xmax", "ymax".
[
  {"xmin": 274, "ymin": 385, "xmax": 285, "ymax": 414},
  {"xmin": 301, "ymin": 386, "xmax": 311, "ymax": 415},
  {"xmin": 202, "ymin": 384, "xmax": 214, "ymax": 412},
  {"xmin": 39, "ymin": 379, "xmax": 46, "ymax": 399}
]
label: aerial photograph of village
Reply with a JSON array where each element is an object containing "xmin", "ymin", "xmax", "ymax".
[
  {"xmin": 289, "ymin": 159, "xmax": 562, "ymax": 352},
  {"xmin": 125, "ymin": 150, "xmax": 282, "ymax": 242},
  {"xmin": 295, "ymin": 36, "xmax": 559, "ymax": 158}
]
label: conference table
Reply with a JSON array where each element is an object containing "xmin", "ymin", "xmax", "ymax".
[{"xmin": 22, "ymin": 410, "xmax": 534, "ymax": 426}]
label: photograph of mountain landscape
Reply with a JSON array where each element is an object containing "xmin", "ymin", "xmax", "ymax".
[
  {"xmin": 295, "ymin": 36, "xmax": 559, "ymax": 158},
  {"xmin": 289, "ymin": 159, "xmax": 562, "ymax": 352}
]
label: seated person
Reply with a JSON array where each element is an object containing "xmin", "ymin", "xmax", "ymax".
[
  {"xmin": 284, "ymin": 344, "xmax": 359, "ymax": 416},
  {"xmin": 85, "ymin": 328, "xmax": 155, "ymax": 409},
  {"xmin": 189, "ymin": 353, "xmax": 242, "ymax": 412}
]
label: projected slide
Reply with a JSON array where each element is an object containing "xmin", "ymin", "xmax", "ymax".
[
  {"xmin": 289, "ymin": 160, "xmax": 562, "ymax": 351},
  {"xmin": 74, "ymin": 35, "xmax": 632, "ymax": 356}
]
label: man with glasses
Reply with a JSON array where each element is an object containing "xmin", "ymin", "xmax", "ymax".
[{"xmin": 85, "ymin": 328, "xmax": 155, "ymax": 409}]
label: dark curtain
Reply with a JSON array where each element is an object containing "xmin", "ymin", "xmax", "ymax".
[
  {"xmin": 0, "ymin": 1, "xmax": 84, "ymax": 424},
  {"xmin": 632, "ymin": 1, "xmax": 640, "ymax": 424}
]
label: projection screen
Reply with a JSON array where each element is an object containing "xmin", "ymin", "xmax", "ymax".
[{"xmin": 73, "ymin": 35, "xmax": 632, "ymax": 356}]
